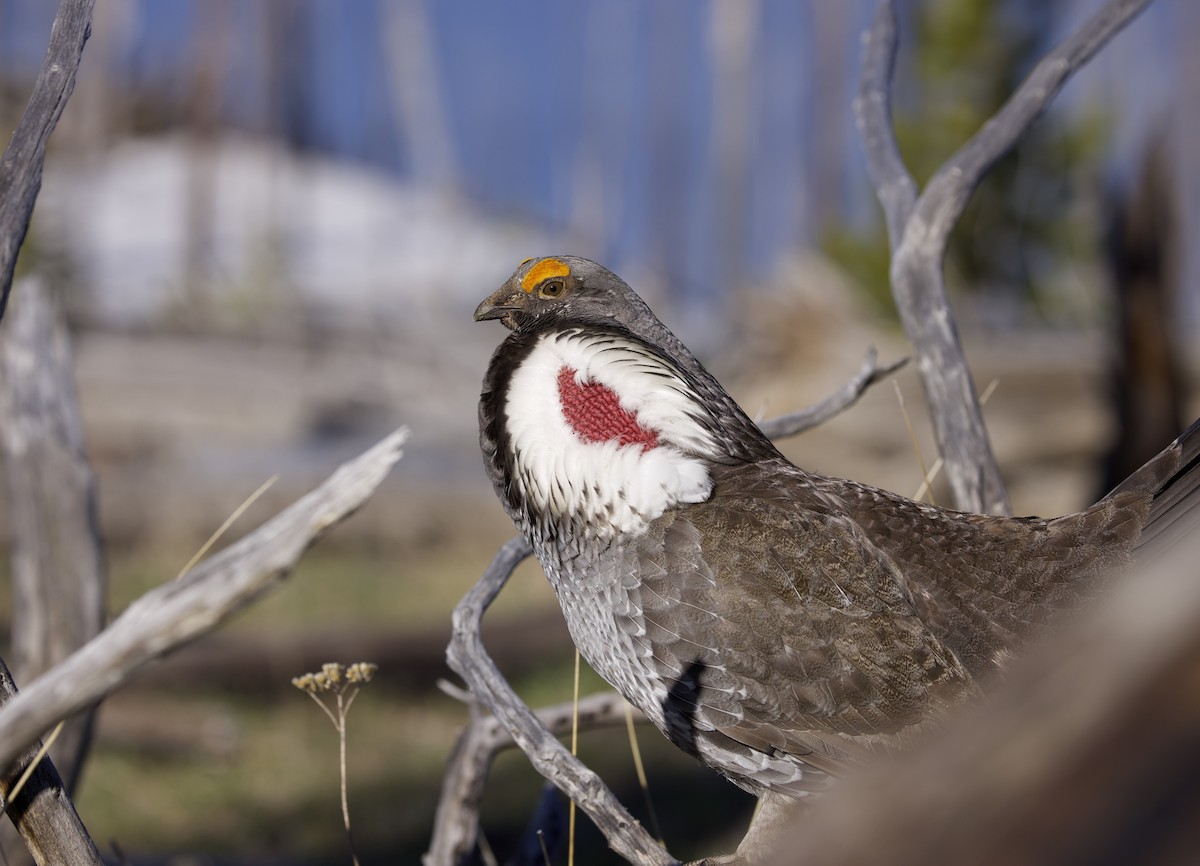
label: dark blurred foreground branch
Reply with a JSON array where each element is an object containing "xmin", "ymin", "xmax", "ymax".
[
  {"xmin": 853, "ymin": 0, "xmax": 1152, "ymax": 516},
  {"xmin": 772, "ymin": 532, "xmax": 1200, "ymax": 866},
  {"xmin": 0, "ymin": 428, "xmax": 409, "ymax": 775},
  {"xmin": 0, "ymin": 658, "xmax": 103, "ymax": 866},
  {"xmin": 0, "ymin": 0, "xmax": 95, "ymax": 319}
]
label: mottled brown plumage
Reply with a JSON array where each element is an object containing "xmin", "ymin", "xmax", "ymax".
[{"xmin": 475, "ymin": 255, "xmax": 1200, "ymax": 799}]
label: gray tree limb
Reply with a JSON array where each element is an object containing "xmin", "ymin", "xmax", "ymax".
[
  {"xmin": 443, "ymin": 537, "xmax": 678, "ymax": 866},
  {"xmin": 0, "ymin": 0, "xmax": 95, "ymax": 319},
  {"xmin": 425, "ymin": 688, "xmax": 643, "ymax": 866},
  {"xmin": 0, "ymin": 428, "xmax": 409, "ymax": 775},
  {"xmin": 854, "ymin": 0, "xmax": 1152, "ymax": 516}
]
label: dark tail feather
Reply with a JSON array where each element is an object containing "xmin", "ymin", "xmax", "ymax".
[{"xmin": 1105, "ymin": 416, "xmax": 1200, "ymax": 554}]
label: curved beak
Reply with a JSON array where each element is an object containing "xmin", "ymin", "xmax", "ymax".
[{"xmin": 473, "ymin": 282, "xmax": 526, "ymax": 328}]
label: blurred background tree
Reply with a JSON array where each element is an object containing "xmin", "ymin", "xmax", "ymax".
[{"xmin": 825, "ymin": 0, "xmax": 1109, "ymax": 325}]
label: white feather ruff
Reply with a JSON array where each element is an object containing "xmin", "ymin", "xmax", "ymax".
[{"xmin": 504, "ymin": 329, "xmax": 719, "ymax": 535}]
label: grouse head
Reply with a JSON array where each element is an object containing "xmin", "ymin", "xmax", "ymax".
[{"xmin": 475, "ymin": 256, "xmax": 780, "ymax": 540}]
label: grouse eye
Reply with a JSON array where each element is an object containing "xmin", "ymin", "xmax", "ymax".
[{"xmin": 539, "ymin": 279, "xmax": 565, "ymax": 299}]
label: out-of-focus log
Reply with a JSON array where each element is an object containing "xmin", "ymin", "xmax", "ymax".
[{"xmin": 773, "ymin": 532, "xmax": 1200, "ymax": 866}]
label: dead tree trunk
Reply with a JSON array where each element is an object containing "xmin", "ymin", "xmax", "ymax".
[
  {"xmin": 0, "ymin": 278, "xmax": 107, "ymax": 792},
  {"xmin": 0, "ymin": 657, "xmax": 104, "ymax": 866},
  {"xmin": 0, "ymin": 279, "xmax": 107, "ymax": 865}
]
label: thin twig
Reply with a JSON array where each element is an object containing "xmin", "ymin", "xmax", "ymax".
[
  {"xmin": 624, "ymin": 702, "xmax": 664, "ymax": 846},
  {"xmin": 568, "ymin": 649, "xmax": 581, "ymax": 866},
  {"xmin": 338, "ymin": 691, "xmax": 361, "ymax": 866},
  {"xmin": 892, "ymin": 380, "xmax": 936, "ymax": 506},
  {"xmin": 1, "ymin": 720, "xmax": 64, "ymax": 813},
  {"xmin": 293, "ymin": 664, "xmax": 376, "ymax": 866},
  {"xmin": 758, "ymin": 348, "xmax": 908, "ymax": 440}
]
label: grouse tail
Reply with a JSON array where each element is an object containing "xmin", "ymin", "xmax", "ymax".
[{"xmin": 1104, "ymin": 416, "xmax": 1200, "ymax": 555}]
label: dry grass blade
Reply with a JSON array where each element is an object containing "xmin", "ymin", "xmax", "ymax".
[
  {"xmin": 624, "ymin": 701, "xmax": 664, "ymax": 845},
  {"xmin": 177, "ymin": 475, "xmax": 279, "ymax": 579},
  {"xmin": 910, "ymin": 379, "xmax": 999, "ymax": 502},
  {"xmin": 893, "ymin": 381, "xmax": 936, "ymax": 506},
  {"xmin": 568, "ymin": 648, "xmax": 581, "ymax": 866},
  {"xmin": 0, "ymin": 720, "xmax": 63, "ymax": 813}
]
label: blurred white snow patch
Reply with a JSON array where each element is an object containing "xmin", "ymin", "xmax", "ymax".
[{"xmin": 38, "ymin": 133, "xmax": 557, "ymax": 330}]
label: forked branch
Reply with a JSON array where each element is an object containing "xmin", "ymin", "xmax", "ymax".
[
  {"xmin": 427, "ymin": 687, "xmax": 643, "ymax": 866},
  {"xmin": 443, "ymin": 538, "xmax": 678, "ymax": 866},
  {"xmin": 853, "ymin": 0, "xmax": 1152, "ymax": 516},
  {"xmin": 758, "ymin": 348, "xmax": 906, "ymax": 440}
]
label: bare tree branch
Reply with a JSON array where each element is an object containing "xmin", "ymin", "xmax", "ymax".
[
  {"xmin": 854, "ymin": 0, "xmax": 1151, "ymax": 517},
  {"xmin": 919, "ymin": 0, "xmax": 1154, "ymax": 248},
  {"xmin": 758, "ymin": 348, "xmax": 907, "ymax": 440},
  {"xmin": 0, "ymin": 0, "xmax": 95, "ymax": 319},
  {"xmin": 852, "ymin": 1, "xmax": 916, "ymax": 249},
  {"xmin": 0, "ymin": 428, "xmax": 409, "ymax": 775},
  {"xmin": 443, "ymin": 537, "xmax": 678, "ymax": 866},
  {"xmin": 0, "ymin": 658, "xmax": 103, "ymax": 866},
  {"xmin": 426, "ymin": 689, "xmax": 642, "ymax": 866}
]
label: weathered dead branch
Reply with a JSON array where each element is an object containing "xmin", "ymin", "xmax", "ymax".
[
  {"xmin": 426, "ymin": 689, "xmax": 643, "ymax": 866},
  {"xmin": 441, "ymin": 536, "xmax": 678, "ymax": 866},
  {"xmin": 0, "ymin": 428, "xmax": 409, "ymax": 775},
  {"xmin": 0, "ymin": 0, "xmax": 95, "ymax": 319},
  {"xmin": 853, "ymin": 0, "xmax": 1152, "ymax": 516}
]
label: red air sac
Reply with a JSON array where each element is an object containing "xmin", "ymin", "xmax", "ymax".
[{"xmin": 557, "ymin": 366, "xmax": 659, "ymax": 450}]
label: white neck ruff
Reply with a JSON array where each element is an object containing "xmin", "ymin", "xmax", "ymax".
[{"xmin": 504, "ymin": 329, "xmax": 720, "ymax": 536}]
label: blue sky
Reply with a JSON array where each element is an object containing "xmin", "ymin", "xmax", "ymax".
[{"xmin": 1, "ymin": 0, "xmax": 1193, "ymax": 317}]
